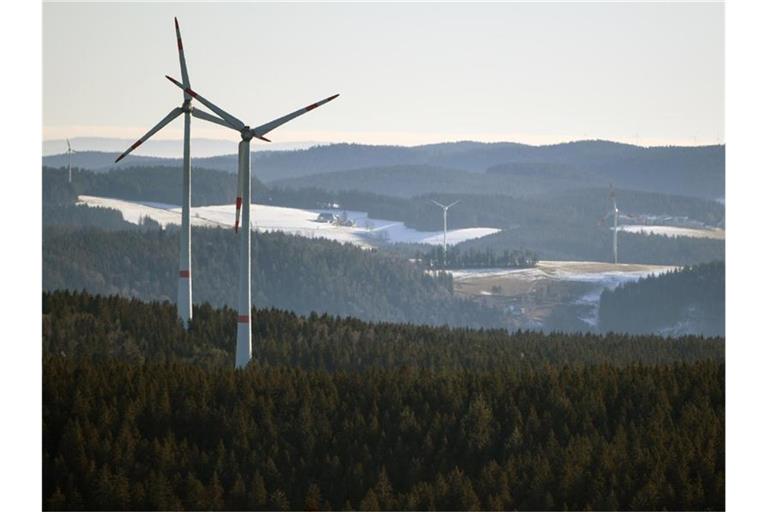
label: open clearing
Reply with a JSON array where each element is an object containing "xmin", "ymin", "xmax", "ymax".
[
  {"xmin": 451, "ymin": 260, "xmax": 678, "ymax": 330},
  {"xmin": 615, "ymin": 224, "xmax": 725, "ymax": 240},
  {"xmin": 78, "ymin": 195, "xmax": 499, "ymax": 248}
]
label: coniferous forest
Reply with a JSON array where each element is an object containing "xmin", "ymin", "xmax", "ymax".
[
  {"xmin": 43, "ymin": 291, "xmax": 724, "ymax": 511},
  {"xmin": 599, "ymin": 261, "xmax": 725, "ymax": 336}
]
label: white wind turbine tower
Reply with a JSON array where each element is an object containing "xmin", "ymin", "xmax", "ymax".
[
  {"xmin": 115, "ymin": 18, "xmax": 229, "ymax": 328},
  {"xmin": 65, "ymin": 139, "xmax": 77, "ymax": 183},
  {"xmin": 601, "ymin": 185, "xmax": 620, "ymax": 264},
  {"xmin": 429, "ymin": 200, "xmax": 460, "ymax": 267},
  {"xmin": 166, "ymin": 75, "xmax": 339, "ymax": 369}
]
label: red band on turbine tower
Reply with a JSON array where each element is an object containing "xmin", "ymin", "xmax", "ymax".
[
  {"xmin": 179, "ymin": 270, "xmax": 190, "ymax": 278},
  {"xmin": 237, "ymin": 315, "xmax": 250, "ymax": 323},
  {"xmin": 235, "ymin": 197, "xmax": 242, "ymax": 231}
]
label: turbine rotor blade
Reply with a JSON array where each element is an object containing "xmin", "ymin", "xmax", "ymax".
[
  {"xmin": 430, "ymin": 200, "xmax": 447, "ymax": 209},
  {"xmin": 114, "ymin": 107, "xmax": 183, "ymax": 163},
  {"xmin": 190, "ymin": 107, "xmax": 232, "ymax": 129},
  {"xmin": 174, "ymin": 17, "xmax": 191, "ymax": 97},
  {"xmin": 446, "ymin": 200, "xmax": 461, "ymax": 209},
  {"xmin": 234, "ymin": 153, "xmax": 244, "ymax": 231},
  {"xmin": 166, "ymin": 76, "xmax": 244, "ymax": 131},
  {"xmin": 250, "ymin": 93, "xmax": 339, "ymax": 138},
  {"xmin": 66, "ymin": 139, "xmax": 71, "ymax": 151}
]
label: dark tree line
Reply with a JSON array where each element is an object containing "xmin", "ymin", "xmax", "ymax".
[
  {"xmin": 416, "ymin": 246, "xmax": 538, "ymax": 270},
  {"xmin": 599, "ymin": 261, "xmax": 725, "ymax": 336},
  {"xmin": 43, "ymin": 165, "xmax": 268, "ymax": 208},
  {"xmin": 43, "ymin": 291, "xmax": 724, "ymax": 511},
  {"xmin": 42, "ymin": 290, "xmax": 724, "ymax": 370}
]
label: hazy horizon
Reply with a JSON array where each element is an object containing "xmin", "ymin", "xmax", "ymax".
[
  {"xmin": 42, "ymin": 135, "xmax": 725, "ymax": 159},
  {"xmin": 44, "ymin": 2, "xmax": 724, "ymax": 147}
]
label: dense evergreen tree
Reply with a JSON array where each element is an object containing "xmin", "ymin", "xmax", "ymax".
[
  {"xmin": 599, "ymin": 261, "xmax": 725, "ymax": 336},
  {"xmin": 416, "ymin": 246, "xmax": 538, "ymax": 270},
  {"xmin": 43, "ymin": 290, "xmax": 724, "ymax": 370},
  {"xmin": 43, "ymin": 358, "xmax": 724, "ymax": 510},
  {"xmin": 42, "ymin": 291, "xmax": 725, "ymax": 510}
]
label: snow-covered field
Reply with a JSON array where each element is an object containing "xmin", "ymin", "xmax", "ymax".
[
  {"xmin": 450, "ymin": 260, "xmax": 678, "ymax": 328},
  {"xmin": 615, "ymin": 224, "xmax": 725, "ymax": 240},
  {"xmin": 77, "ymin": 195, "xmax": 499, "ymax": 248},
  {"xmin": 449, "ymin": 260, "xmax": 676, "ymax": 283}
]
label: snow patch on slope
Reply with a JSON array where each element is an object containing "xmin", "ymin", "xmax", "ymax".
[{"xmin": 77, "ymin": 195, "xmax": 499, "ymax": 248}]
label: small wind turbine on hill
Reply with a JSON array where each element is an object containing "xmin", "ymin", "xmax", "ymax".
[
  {"xmin": 600, "ymin": 185, "xmax": 620, "ymax": 264},
  {"xmin": 166, "ymin": 75, "xmax": 339, "ymax": 369},
  {"xmin": 429, "ymin": 200, "xmax": 460, "ymax": 267},
  {"xmin": 115, "ymin": 18, "xmax": 228, "ymax": 328},
  {"xmin": 65, "ymin": 139, "xmax": 77, "ymax": 183}
]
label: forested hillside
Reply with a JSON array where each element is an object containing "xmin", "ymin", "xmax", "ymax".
[
  {"xmin": 458, "ymin": 222, "xmax": 724, "ymax": 266},
  {"xmin": 44, "ymin": 140, "xmax": 725, "ymax": 199},
  {"xmin": 43, "ymin": 165, "xmax": 724, "ymax": 266},
  {"xmin": 268, "ymin": 186, "xmax": 724, "ymax": 265},
  {"xmin": 271, "ymin": 164, "xmax": 591, "ymax": 198},
  {"xmin": 44, "ymin": 166, "xmax": 267, "ymax": 207},
  {"xmin": 42, "ymin": 291, "xmax": 724, "ymax": 510},
  {"xmin": 599, "ymin": 261, "xmax": 725, "ymax": 336},
  {"xmin": 43, "ymin": 227, "xmax": 507, "ymax": 329},
  {"xmin": 42, "ymin": 290, "xmax": 724, "ymax": 369}
]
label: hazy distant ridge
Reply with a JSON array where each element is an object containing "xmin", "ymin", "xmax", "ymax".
[{"xmin": 43, "ymin": 140, "xmax": 724, "ymax": 199}]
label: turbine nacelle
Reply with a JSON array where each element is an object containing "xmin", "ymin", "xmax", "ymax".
[{"xmin": 164, "ymin": 75, "xmax": 339, "ymax": 236}]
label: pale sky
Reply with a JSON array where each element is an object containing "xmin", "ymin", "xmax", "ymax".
[{"xmin": 43, "ymin": 1, "xmax": 724, "ymax": 147}]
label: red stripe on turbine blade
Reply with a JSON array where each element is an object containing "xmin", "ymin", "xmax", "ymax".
[
  {"xmin": 130, "ymin": 141, "xmax": 141, "ymax": 150},
  {"xmin": 237, "ymin": 315, "xmax": 250, "ymax": 323},
  {"xmin": 177, "ymin": 38, "xmax": 183, "ymax": 50},
  {"xmin": 305, "ymin": 103, "xmax": 319, "ymax": 111},
  {"xmin": 179, "ymin": 270, "xmax": 190, "ymax": 278},
  {"xmin": 186, "ymin": 89, "xmax": 197, "ymax": 98},
  {"xmin": 236, "ymin": 197, "xmax": 242, "ymax": 209}
]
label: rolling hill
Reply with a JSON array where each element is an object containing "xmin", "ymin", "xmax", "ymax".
[{"xmin": 43, "ymin": 140, "xmax": 725, "ymax": 199}]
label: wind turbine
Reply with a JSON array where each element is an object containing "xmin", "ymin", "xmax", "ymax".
[
  {"xmin": 65, "ymin": 139, "xmax": 77, "ymax": 183},
  {"xmin": 166, "ymin": 75, "xmax": 339, "ymax": 369},
  {"xmin": 600, "ymin": 185, "xmax": 620, "ymax": 264},
  {"xmin": 115, "ymin": 18, "xmax": 229, "ymax": 328},
  {"xmin": 429, "ymin": 199, "xmax": 460, "ymax": 267}
]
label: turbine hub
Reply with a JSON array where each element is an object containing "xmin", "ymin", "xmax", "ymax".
[{"xmin": 240, "ymin": 127, "xmax": 253, "ymax": 141}]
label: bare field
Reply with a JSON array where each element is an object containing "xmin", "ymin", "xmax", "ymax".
[{"xmin": 451, "ymin": 261, "xmax": 678, "ymax": 330}]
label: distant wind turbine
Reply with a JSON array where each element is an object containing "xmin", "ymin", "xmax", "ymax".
[
  {"xmin": 429, "ymin": 199, "xmax": 460, "ymax": 267},
  {"xmin": 115, "ymin": 18, "xmax": 229, "ymax": 328},
  {"xmin": 600, "ymin": 185, "xmax": 620, "ymax": 264},
  {"xmin": 166, "ymin": 75, "xmax": 339, "ymax": 369},
  {"xmin": 65, "ymin": 139, "xmax": 77, "ymax": 183}
]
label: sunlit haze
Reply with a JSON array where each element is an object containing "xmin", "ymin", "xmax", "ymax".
[{"xmin": 43, "ymin": 2, "xmax": 724, "ymax": 151}]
